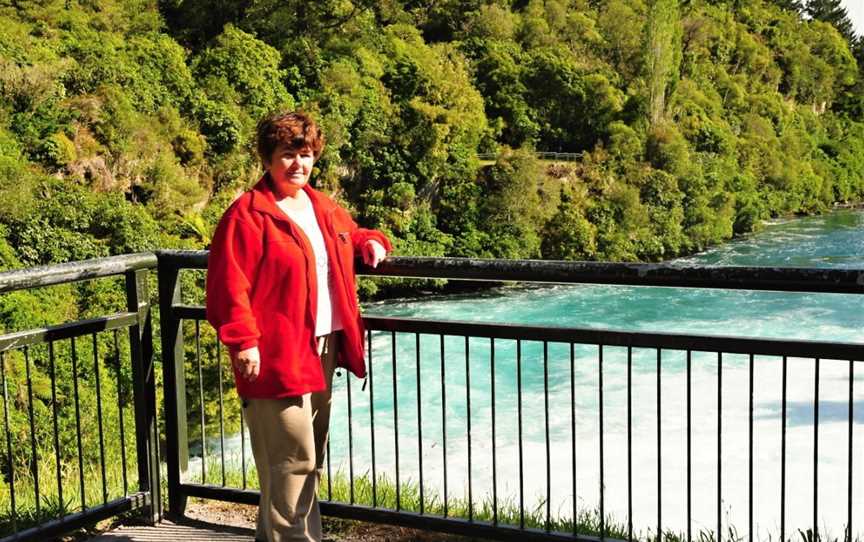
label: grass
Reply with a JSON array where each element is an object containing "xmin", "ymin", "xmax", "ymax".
[
  {"xmin": 322, "ymin": 469, "xmax": 637, "ymax": 540},
  {"xmin": 319, "ymin": 471, "xmax": 860, "ymax": 542},
  {"xmin": 2, "ymin": 447, "xmax": 861, "ymax": 542},
  {"xmin": 0, "ymin": 454, "xmax": 142, "ymax": 537},
  {"xmin": 184, "ymin": 453, "xmax": 631, "ymax": 538}
]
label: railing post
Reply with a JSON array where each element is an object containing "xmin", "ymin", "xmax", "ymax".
[
  {"xmin": 157, "ymin": 261, "xmax": 189, "ymax": 517},
  {"xmin": 126, "ymin": 268, "xmax": 161, "ymax": 524}
]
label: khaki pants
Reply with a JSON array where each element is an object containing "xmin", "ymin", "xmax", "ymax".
[{"xmin": 244, "ymin": 334, "xmax": 338, "ymax": 542}]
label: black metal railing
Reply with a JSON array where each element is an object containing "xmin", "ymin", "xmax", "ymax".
[
  {"xmin": 478, "ymin": 151, "xmax": 585, "ymax": 162},
  {"xmin": 0, "ymin": 254, "xmax": 160, "ymax": 542},
  {"xmin": 157, "ymin": 251, "xmax": 863, "ymax": 542},
  {"xmin": 0, "ymin": 251, "xmax": 860, "ymax": 541}
]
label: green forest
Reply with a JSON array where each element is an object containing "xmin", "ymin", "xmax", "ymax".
[
  {"xmin": 2, "ymin": 0, "xmax": 863, "ymax": 277},
  {"xmin": 0, "ymin": 0, "xmax": 863, "ymax": 534}
]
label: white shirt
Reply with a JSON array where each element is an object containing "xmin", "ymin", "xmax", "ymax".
[{"xmin": 277, "ymin": 194, "xmax": 342, "ymax": 337}]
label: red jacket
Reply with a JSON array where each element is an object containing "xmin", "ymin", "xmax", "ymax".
[{"xmin": 206, "ymin": 176, "xmax": 392, "ymax": 399}]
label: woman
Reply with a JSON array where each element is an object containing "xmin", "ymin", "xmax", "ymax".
[{"xmin": 206, "ymin": 111, "xmax": 391, "ymax": 542}]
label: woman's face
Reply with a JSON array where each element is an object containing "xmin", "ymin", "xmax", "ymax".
[{"xmin": 266, "ymin": 143, "xmax": 315, "ymax": 197}]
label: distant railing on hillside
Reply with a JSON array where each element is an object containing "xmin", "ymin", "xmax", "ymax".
[{"xmin": 478, "ymin": 151, "xmax": 585, "ymax": 162}]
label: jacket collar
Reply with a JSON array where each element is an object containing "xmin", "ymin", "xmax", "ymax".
[{"xmin": 249, "ymin": 173, "xmax": 336, "ymax": 220}]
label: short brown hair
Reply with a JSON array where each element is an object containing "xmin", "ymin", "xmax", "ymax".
[{"xmin": 256, "ymin": 111, "xmax": 325, "ymax": 164}]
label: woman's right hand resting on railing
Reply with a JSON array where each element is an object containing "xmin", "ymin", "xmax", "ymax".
[{"xmin": 231, "ymin": 346, "xmax": 260, "ymax": 382}]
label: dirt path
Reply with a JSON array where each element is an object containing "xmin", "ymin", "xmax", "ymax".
[{"xmin": 182, "ymin": 500, "xmax": 480, "ymax": 542}]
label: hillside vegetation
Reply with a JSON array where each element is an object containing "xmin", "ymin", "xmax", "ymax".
[{"xmin": 1, "ymin": 1, "xmax": 862, "ymax": 273}]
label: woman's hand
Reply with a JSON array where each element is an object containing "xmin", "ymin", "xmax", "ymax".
[
  {"xmin": 361, "ymin": 239, "xmax": 388, "ymax": 268},
  {"xmin": 231, "ymin": 346, "xmax": 260, "ymax": 382}
]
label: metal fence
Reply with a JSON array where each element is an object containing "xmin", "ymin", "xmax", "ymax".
[
  {"xmin": 157, "ymin": 252, "xmax": 863, "ymax": 542},
  {"xmin": 0, "ymin": 254, "xmax": 160, "ymax": 542},
  {"xmin": 478, "ymin": 151, "xmax": 585, "ymax": 162},
  {"xmin": 0, "ymin": 252, "xmax": 860, "ymax": 541}
]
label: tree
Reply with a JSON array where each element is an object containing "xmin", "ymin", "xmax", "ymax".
[
  {"xmin": 462, "ymin": 39, "xmax": 538, "ymax": 147},
  {"xmin": 476, "ymin": 148, "xmax": 545, "ymax": 259},
  {"xmin": 541, "ymin": 186, "xmax": 597, "ymax": 260},
  {"xmin": 191, "ymin": 25, "xmax": 294, "ymax": 118},
  {"xmin": 806, "ymin": 0, "xmax": 857, "ymax": 44},
  {"xmin": 597, "ymin": 0, "xmax": 647, "ymax": 81},
  {"xmin": 769, "ymin": 0, "xmax": 804, "ymax": 13},
  {"xmin": 159, "ymin": 0, "xmax": 251, "ymax": 47},
  {"xmin": 524, "ymin": 49, "xmax": 624, "ymax": 151},
  {"xmin": 644, "ymin": 0, "xmax": 682, "ymax": 125},
  {"xmin": 833, "ymin": 36, "xmax": 864, "ymax": 118},
  {"xmin": 190, "ymin": 25, "xmax": 294, "ymax": 154}
]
